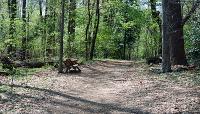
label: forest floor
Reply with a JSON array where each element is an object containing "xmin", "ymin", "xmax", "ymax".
[{"xmin": 0, "ymin": 60, "xmax": 200, "ymax": 114}]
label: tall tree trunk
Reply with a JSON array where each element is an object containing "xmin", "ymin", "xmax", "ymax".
[
  {"xmin": 21, "ymin": 0, "xmax": 27, "ymax": 60},
  {"xmin": 68, "ymin": 0, "xmax": 76, "ymax": 57},
  {"xmin": 85, "ymin": 0, "xmax": 92, "ymax": 60},
  {"xmin": 43, "ymin": 0, "xmax": 48, "ymax": 61},
  {"xmin": 162, "ymin": 0, "xmax": 171, "ymax": 72},
  {"xmin": 39, "ymin": 0, "xmax": 44, "ymax": 59},
  {"xmin": 59, "ymin": 0, "xmax": 65, "ymax": 73},
  {"xmin": 150, "ymin": 0, "xmax": 162, "ymax": 55},
  {"xmin": 90, "ymin": 0, "xmax": 100, "ymax": 60},
  {"xmin": 8, "ymin": 0, "xmax": 17, "ymax": 54},
  {"xmin": 39, "ymin": 0, "xmax": 42, "ymax": 17},
  {"xmin": 168, "ymin": 0, "xmax": 188, "ymax": 65},
  {"xmin": 123, "ymin": 31, "xmax": 127, "ymax": 60}
]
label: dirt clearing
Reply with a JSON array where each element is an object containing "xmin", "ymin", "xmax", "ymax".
[{"xmin": 0, "ymin": 60, "xmax": 200, "ymax": 114}]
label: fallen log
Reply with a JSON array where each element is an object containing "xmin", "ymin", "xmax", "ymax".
[{"xmin": 15, "ymin": 61, "xmax": 45, "ymax": 68}]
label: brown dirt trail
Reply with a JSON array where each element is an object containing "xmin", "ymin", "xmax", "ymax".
[{"xmin": 0, "ymin": 60, "xmax": 200, "ymax": 114}]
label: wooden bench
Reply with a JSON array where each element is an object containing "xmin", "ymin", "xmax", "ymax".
[{"xmin": 63, "ymin": 59, "xmax": 81, "ymax": 73}]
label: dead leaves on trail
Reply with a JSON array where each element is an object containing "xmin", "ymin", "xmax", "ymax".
[{"xmin": 0, "ymin": 60, "xmax": 200, "ymax": 114}]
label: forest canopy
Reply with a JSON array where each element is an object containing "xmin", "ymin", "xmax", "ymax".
[{"xmin": 0, "ymin": 0, "xmax": 200, "ymax": 72}]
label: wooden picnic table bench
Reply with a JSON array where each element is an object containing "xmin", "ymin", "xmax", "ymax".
[{"xmin": 63, "ymin": 58, "xmax": 81, "ymax": 73}]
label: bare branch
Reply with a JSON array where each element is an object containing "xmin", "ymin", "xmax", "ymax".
[{"xmin": 182, "ymin": 0, "xmax": 200, "ymax": 25}]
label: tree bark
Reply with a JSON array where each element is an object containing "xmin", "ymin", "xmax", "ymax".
[
  {"xmin": 123, "ymin": 31, "xmax": 127, "ymax": 60},
  {"xmin": 90, "ymin": 0, "xmax": 100, "ymax": 60},
  {"xmin": 59, "ymin": 0, "xmax": 65, "ymax": 73},
  {"xmin": 168, "ymin": 0, "xmax": 188, "ymax": 65},
  {"xmin": 43, "ymin": 0, "xmax": 48, "ymax": 61},
  {"xmin": 85, "ymin": 0, "xmax": 92, "ymax": 60},
  {"xmin": 21, "ymin": 0, "xmax": 27, "ymax": 60},
  {"xmin": 162, "ymin": 0, "xmax": 171, "ymax": 72}
]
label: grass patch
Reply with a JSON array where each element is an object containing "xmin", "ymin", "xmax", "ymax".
[
  {"xmin": 12, "ymin": 67, "xmax": 48, "ymax": 80},
  {"xmin": 0, "ymin": 85, "xmax": 11, "ymax": 93},
  {"xmin": 0, "ymin": 66, "xmax": 49, "ymax": 81}
]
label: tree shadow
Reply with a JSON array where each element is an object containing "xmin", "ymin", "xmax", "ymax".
[
  {"xmin": 95, "ymin": 60, "xmax": 134, "ymax": 68},
  {"xmin": 1, "ymin": 83, "xmax": 150, "ymax": 114}
]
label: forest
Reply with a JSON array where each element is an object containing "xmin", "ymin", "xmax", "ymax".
[{"xmin": 0, "ymin": 0, "xmax": 200, "ymax": 113}]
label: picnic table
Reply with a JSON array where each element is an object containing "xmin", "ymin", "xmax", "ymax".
[{"xmin": 63, "ymin": 58, "xmax": 81, "ymax": 73}]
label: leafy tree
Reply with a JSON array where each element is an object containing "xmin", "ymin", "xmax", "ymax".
[
  {"xmin": 68, "ymin": 0, "xmax": 76, "ymax": 57},
  {"xmin": 90, "ymin": 0, "xmax": 100, "ymax": 60}
]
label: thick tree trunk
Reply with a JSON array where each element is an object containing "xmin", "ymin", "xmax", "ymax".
[
  {"xmin": 168, "ymin": 0, "xmax": 188, "ymax": 65},
  {"xmin": 162, "ymin": 0, "xmax": 171, "ymax": 72},
  {"xmin": 68, "ymin": 0, "xmax": 76, "ymax": 57},
  {"xmin": 59, "ymin": 0, "xmax": 65, "ymax": 73},
  {"xmin": 90, "ymin": 0, "xmax": 100, "ymax": 60}
]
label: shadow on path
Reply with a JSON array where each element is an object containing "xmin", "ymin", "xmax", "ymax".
[{"xmin": 1, "ymin": 83, "xmax": 150, "ymax": 114}]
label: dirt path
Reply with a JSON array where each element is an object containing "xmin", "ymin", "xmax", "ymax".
[{"xmin": 0, "ymin": 60, "xmax": 200, "ymax": 114}]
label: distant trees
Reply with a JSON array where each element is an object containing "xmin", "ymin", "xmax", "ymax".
[
  {"xmin": 150, "ymin": 0, "xmax": 162, "ymax": 55},
  {"xmin": 84, "ymin": 0, "xmax": 100, "ymax": 60},
  {"xmin": 1, "ymin": 0, "xmax": 200, "ymax": 73},
  {"xmin": 68, "ymin": 0, "xmax": 76, "ymax": 57},
  {"xmin": 8, "ymin": 0, "xmax": 17, "ymax": 54},
  {"xmin": 90, "ymin": 0, "xmax": 100, "ymax": 60},
  {"xmin": 21, "ymin": 0, "xmax": 27, "ymax": 60}
]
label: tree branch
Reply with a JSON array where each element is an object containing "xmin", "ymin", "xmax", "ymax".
[{"xmin": 182, "ymin": 1, "xmax": 200, "ymax": 25}]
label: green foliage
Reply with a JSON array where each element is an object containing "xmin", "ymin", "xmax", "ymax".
[
  {"xmin": 137, "ymin": 10, "xmax": 160, "ymax": 58},
  {"xmin": 184, "ymin": 14, "xmax": 200, "ymax": 65},
  {"xmin": 0, "ymin": 0, "xmax": 198, "ymax": 63},
  {"xmin": 0, "ymin": 85, "xmax": 9, "ymax": 93}
]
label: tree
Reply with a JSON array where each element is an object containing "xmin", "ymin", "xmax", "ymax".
[
  {"xmin": 21, "ymin": 0, "xmax": 27, "ymax": 60},
  {"xmin": 90, "ymin": 0, "xmax": 100, "ymax": 60},
  {"xmin": 150, "ymin": 0, "xmax": 162, "ymax": 55},
  {"xmin": 168, "ymin": 0, "xmax": 200, "ymax": 65},
  {"xmin": 39, "ymin": 0, "xmax": 43, "ymax": 18},
  {"xmin": 68, "ymin": 0, "xmax": 76, "ymax": 57},
  {"xmin": 44, "ymin": 0, "xmax": 57, "ymax": 59},
  {"xmin": 162, "ymin": 0, "xmax": 171, "ymax": 72},
  {"xmin": 85, "ymin": 0, "xmax": 92, "ymax": 60},
  {"xmin": 59, "ymin": 0, "xmax": 65, "ymax": 73},
  {"xmin": 7, "ymin": 0, "xmax": 17, "ymax": 54}
]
